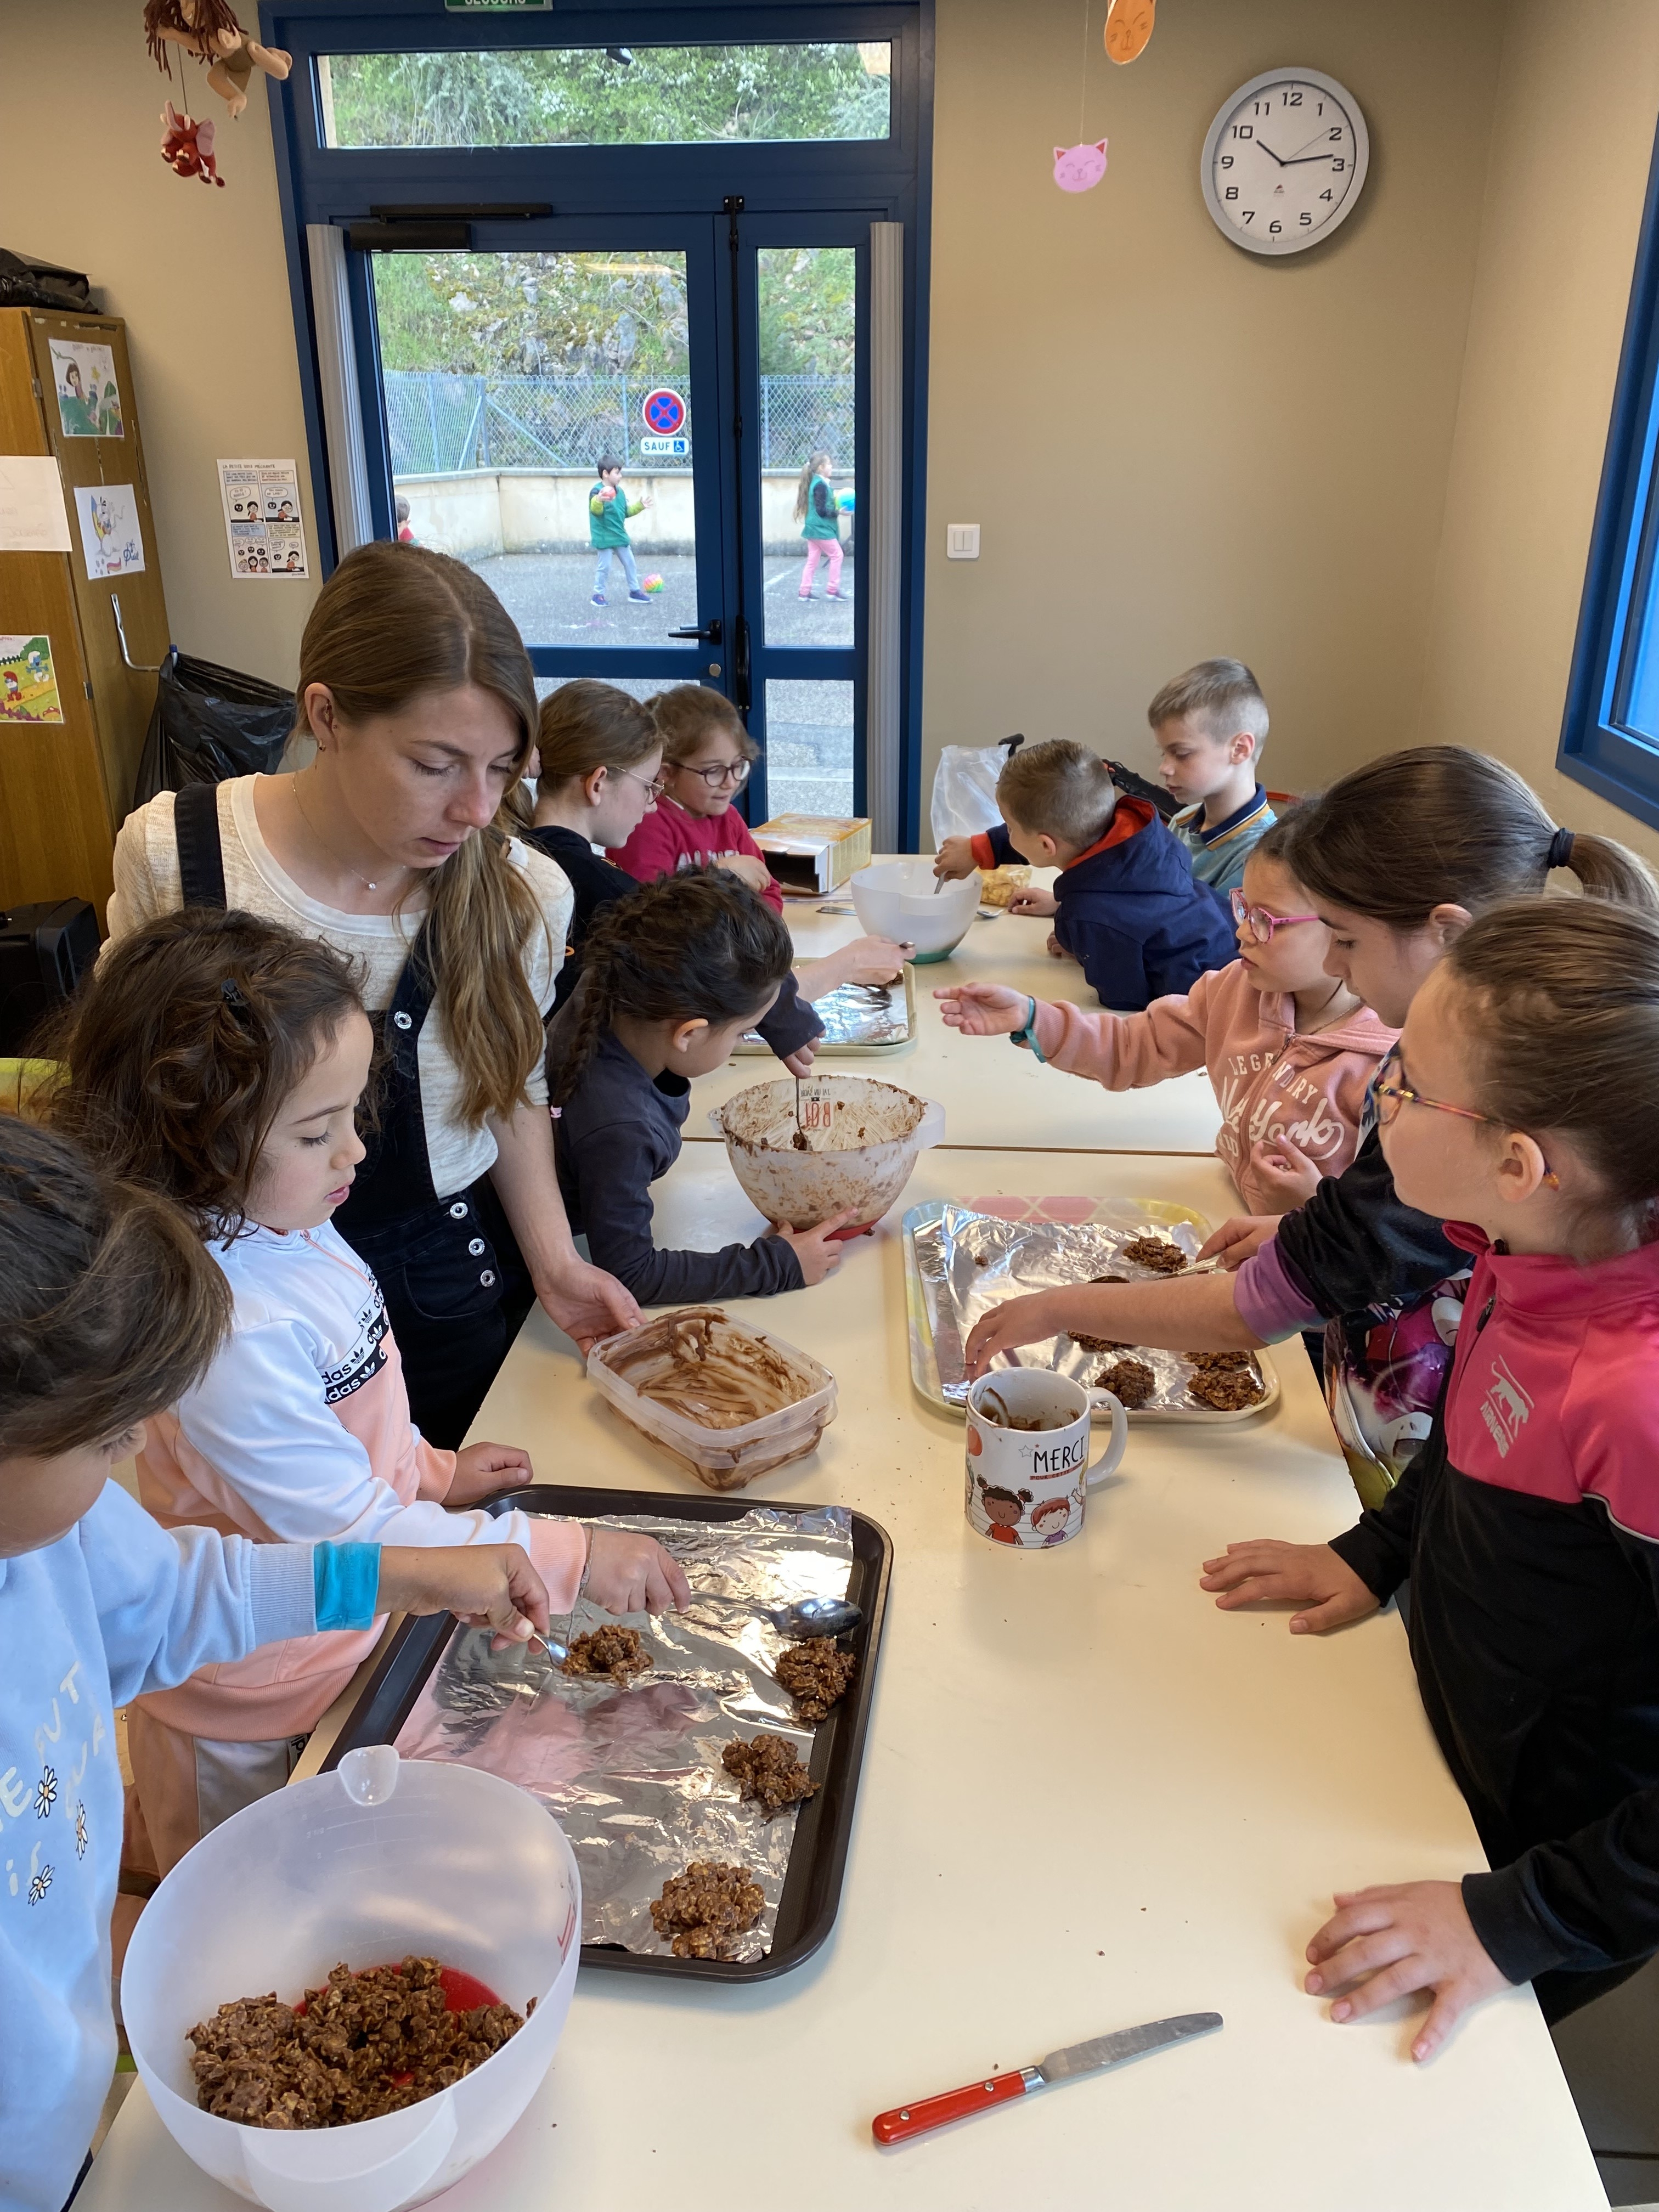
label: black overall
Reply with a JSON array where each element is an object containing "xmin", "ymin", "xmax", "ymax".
[{"xmin": 173, "ymin": 783, "xmax": 534, "ymax": 1447}]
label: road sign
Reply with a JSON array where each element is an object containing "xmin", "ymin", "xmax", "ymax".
[
  {"xmin": 641, "ymin": 387, "xmax": 688, "ymax": 437},
  {"xmin": 639, "ymin": 434, "xmax": 691, "ymax": 459}
]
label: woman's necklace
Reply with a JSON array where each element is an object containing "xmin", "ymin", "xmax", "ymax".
[
  {"xmin": 1295, "ymin": 976, "xmax": 1352, "ymax": 1034},
  {"xmin": 294, "ymin": 770, "xmax": 397, "ymax": 897}
]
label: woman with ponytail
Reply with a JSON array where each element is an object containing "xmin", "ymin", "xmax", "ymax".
[
  {"xmin": 963, "ymin": 746, "xmax": 1659, "ymax": 1504},
  {"xmin": 108, "ymin": 541, "xmax": 639, "ymax": 1446}
]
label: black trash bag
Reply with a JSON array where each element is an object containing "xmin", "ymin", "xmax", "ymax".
[
  {"xmin": 0, "ymin": 250, "xmax": 93, "ymax": 313},
  {"xmin": 132, "ymin": 649, "xmax": 296, "ymax": 808}
]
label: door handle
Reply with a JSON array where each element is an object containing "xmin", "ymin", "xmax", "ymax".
[{"xmin": 667, "ymin": 618, "xmax": 721, "ymax": 642}]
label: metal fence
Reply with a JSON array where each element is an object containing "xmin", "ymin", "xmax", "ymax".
[{"xmin": 385, "ymin": 369, "xmax": 855, "ymax": 475}]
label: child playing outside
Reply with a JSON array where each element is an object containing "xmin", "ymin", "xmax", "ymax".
[
  {"xmin": 547, "ymin": 872, "xmax": 857, "ymax": 1302},
  {"xmin": 611, "ymin": 683, "xmax": 910, "ymax": 1000},
  {"xmin": 0, "ymin": 1114, "xmax": 550, "ymax": 2212},
  {"xmin": 530, "ymin": 680, "xmax": 903, "ymax": 1039},
  {"xmin": 795, "ymin": 449, "xmax": 844, "ymax": 600},
  {"xmin": 49, "ymin": 910, "xmax": 689, "ymax": 1875},
  {"xmin": 589, "ymin": 454, "xmax": 653, "ymax": 606},
  {"xmin": 934, "ymin": 736, "xmax": 1234, "ymax": 1010},
  {"xmin": 1202, "ymin": 899, "xmax": 1659, "ymax": 2046},
  {"xmin": 935, "ymin": 816, "xmax": 1395, "ymax": 1213},
  {"xmin": 1148, "ymin": 658, "xmax": 1275, "ymax": 899}
]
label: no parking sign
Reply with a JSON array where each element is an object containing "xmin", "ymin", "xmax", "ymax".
[{"xmin": 641, "ymin": 387, "xmax": 687, "ymax": 437}]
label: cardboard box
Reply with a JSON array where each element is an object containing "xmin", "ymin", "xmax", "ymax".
[{"xmin": 753, "ymin": 814, "xmax": 873, "ymax": 895}]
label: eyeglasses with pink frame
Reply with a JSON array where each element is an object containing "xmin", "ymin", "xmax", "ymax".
[{"xmin": 1229, "ymin": 888, "xmax": 1319, "ymax": 945}]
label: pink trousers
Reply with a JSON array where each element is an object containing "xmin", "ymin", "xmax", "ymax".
[{"xmin": 799, "ymin": 538, "xmax": 843, "ymax": 596}]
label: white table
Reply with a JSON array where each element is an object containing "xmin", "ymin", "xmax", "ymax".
[
  {"xmin": 687, "ymin": 875, "xmax": 1226, "ymax": 1157},
  {"xmin": 88, "ymin": 1149, "xmax": 1604, "ymax": 2211}
]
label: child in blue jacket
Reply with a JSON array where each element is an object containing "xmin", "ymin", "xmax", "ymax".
[
  {"xmin": 968, "ymin": 738, "xmax": 1234, "ymax": 1009},
  {"xmin": 0, "ymin": 1117, "xmax": 550, "ymax": 2212}
]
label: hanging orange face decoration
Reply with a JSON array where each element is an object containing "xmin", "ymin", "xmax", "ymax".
[{"xmin": 1104, "ymin": 0, "xmax": 1156, "ymax": 64}]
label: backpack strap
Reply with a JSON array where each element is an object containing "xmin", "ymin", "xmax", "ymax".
[{"xmin": 173, "ymin": 780, "xmax": 228, "ymax": 910}]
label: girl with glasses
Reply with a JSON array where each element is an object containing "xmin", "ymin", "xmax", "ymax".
[
  {"xmin": 1203, "ymin": 897, "xmax": 1659, "ymax": 2047},
  {"xmin": 936, "ymin": 815, "xmax": 1396, "ymax": 1216},
  {"xmin": 963, "ymin": 745, "xmax": 1658, "ymax": 1508}
]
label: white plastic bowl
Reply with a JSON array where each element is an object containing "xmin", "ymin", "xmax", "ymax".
[
  {"xmin": 850, "ymin": 859, "xmax": 981, "ymax": 962},
  {"xmin": 121, "ymin": 1749, "xmax": 580, "ymax": 2212},
  {"xmin": 711, "ymin": 1074, "xmax": 945, "ymax": 1232}
]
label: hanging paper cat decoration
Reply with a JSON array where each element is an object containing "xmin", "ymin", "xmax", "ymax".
[
  {"xmin": 1053, "ymin": 140, "xmax": 1109, "ymax": 193},
  {"xmin": 1105, "ymin": 0, "xmax": 1156, "ymax": 65}
]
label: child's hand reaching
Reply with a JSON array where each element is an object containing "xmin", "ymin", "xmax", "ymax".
[
  {"xmin": 1198, "ymin": 1539, "xmax": 1379, "ymax": 1634},
  {"xmin": 447, "ymin": 1442, "xmax": 534, "ymax": 1505},
  {"xmin": 932, "ymin": 837, "xmax": 979, "ymax": 882},
  {"xmin": 1007, "ymin": 885, "xmax": 1058, "ymax": 918},
  {"xmin": 1045, "ymin": 932, "xmax": 1077, "ymax": 962},
  {"xmin": 584, "ymin": 1528, "xmax": 692, "ymax": 1616},
  {"xmin": 716, "ymin": 852, "xmax": 776, "ymax": 895},
  {"xmin": 933, "ymin": 982, "xmax": 1032, "ymax": 1037},
  {"xmin": 779, "ymin": 1045, "xmax": 816, "ymax": 1078},
  {"xmin": 794, "ymin": 935, "xmax": 912, "ymax": 1000},
  {"xmin": 1304, "ymin": 1882, "xmax": 1510, "ymax": 2062},
  {"xmin": 376, "ymin": 1542, "xmax": 549, "ymax": 1653},
  {"xmin": 771, "ymin": 1209, "xmax": 860, "ymax": 1285},
  {"xmin": 1249, "ymin": 1134, "xmax": 1322, "ymax": 1212},
  {"xmin": 1196, "ymin": 1214, "xmax": 1279, "ymax": 1269}
]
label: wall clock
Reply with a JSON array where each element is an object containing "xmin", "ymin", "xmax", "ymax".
[{"xmin": 1201, "ymin": 68, "xmax": 1369, "ymax": 257}]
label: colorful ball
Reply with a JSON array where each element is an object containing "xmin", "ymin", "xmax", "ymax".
[
  {"xmin": 640, "ymin": 573, "xmax": 665, "ymax": 594},
  {"xmin": 836, "ymin": 489, "xmax": 855, "ymax": 514}
]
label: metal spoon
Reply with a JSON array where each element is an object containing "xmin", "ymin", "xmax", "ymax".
[{"xmin": 766, "ymin": 1595, "xmax": 864, "ymax": 1639}]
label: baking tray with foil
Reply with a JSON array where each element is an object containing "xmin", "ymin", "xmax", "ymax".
[
  {"xmin": 319, "ymin": 1485, "xmax": 891, "ymax": 1984},
  {"xmin": 736, "ymin": 964, "xmax": 917, "ymax": 1055},
  {"xmin": 902, "ymin": 1198, "xmax": 1279, "ymax": 1424}
]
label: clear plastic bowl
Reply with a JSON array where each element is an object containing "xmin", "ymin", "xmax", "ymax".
[
  {"xmin": 850, "ymin": 859, "xmax": 981, "ymax": 962},
  {"xmin": 121, "ymin": 1749, "xmax": 580, "ymax": 2212},
  {"xmin": 711, "ymin": 1074, "xmax": 946, "ymax": 1233},
  {"xmin": 588, "ymin": 1306, "xmax": 837, "ymax": 1490}
]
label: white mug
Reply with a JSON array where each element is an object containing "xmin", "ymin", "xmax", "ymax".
[{"xmin": 964, "ymin": 1369, "xmax": 1128, "ymax": 1549}]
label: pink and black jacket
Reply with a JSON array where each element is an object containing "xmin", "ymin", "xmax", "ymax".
[{"xmin": 1329, "ymin": 1225, "xmax": 1659, "ymax": 2001}]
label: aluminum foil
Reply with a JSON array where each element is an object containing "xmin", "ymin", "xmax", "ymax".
[
  {"xmin": 913, "ymin": 1203, "xmax": 1268, "ymax": 1415},
  {"xmin": 742, "ymin": 980, "xmax": 912, "ymax": 1051},
  {"xmin": 394, "ymin": 1506, "xmax": 855, "ymax": 1963}
]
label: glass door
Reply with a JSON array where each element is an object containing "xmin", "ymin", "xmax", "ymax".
[{"xmin": 361, "ymin": 216, "xmax": 728, "ymax": 706}]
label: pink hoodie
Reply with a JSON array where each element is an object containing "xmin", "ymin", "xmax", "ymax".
[{"xmin": 1026, "ymin": 960, "xmax": 1397, "ymax": 1212}]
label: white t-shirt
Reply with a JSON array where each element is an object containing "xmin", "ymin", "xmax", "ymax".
[{"xmin": 106, "ymin": 776, "xmax": 572, "ymax": 1200}]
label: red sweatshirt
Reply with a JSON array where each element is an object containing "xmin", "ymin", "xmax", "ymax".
[{"xmin": 610, "ymin": 797, "xmax": 784, "ymax": 914}]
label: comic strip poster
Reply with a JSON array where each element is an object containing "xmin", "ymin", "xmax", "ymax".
[
  {"xmin": 218, "ymin": 459, "xmax": 309, "ymax": 578},
  {"xmin": 74, "ymin": 483, "xmax": 145, "ymax": 579},
  {"xmin": 0, "ymin": 636, "xmax": 65, "ymax": 724},
  {"xmin": 48, "ymin": 341, "xmax": 124, "ymax": 438}
]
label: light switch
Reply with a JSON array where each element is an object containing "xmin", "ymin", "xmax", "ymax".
[{"xmin": 946, "ymin": 523, "xmax": 980, "ymax": 560}]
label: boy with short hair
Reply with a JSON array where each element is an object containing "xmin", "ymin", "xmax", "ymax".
[
  {"xmin": 1149, "ymin": 657, "xmax": 1275, "ymax": 899},
  {"xmin": 589, "ymin": 454, "xmax": 654, "ymax": 607},
  {"xmin": 982, "ymin": 738, "xmax": 1234, "ymax": 1009}
]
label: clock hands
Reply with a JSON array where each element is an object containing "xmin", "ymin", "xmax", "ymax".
[{"xmin": 1255, "ymin": 139, "xmax": 1288, "ymax": 167}]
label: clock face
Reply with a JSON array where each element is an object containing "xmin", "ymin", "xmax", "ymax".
[{"xmin": 1201, "ymin": 69, "xmax": 1369, "ymax": 257}]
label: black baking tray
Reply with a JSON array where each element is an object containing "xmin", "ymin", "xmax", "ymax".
[{"xmin": 319, "ymin": 1483, "xmax": 891, "ymax": 1984}]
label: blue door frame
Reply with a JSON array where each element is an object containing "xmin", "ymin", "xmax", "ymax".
[{"xmin": 257, "ymin": 0, "xmax": 933, "ymax": 840}]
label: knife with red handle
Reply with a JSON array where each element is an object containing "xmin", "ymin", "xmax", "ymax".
[{"xmin": 872, "ymin": 2011, "xmax": 1222, "ymax": 2146}]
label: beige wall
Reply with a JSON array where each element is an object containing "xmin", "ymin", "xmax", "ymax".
[
  {"xmin": 1419, "ymin": 0, "xmax": 1659, "ymax": 870},
  {"xmin": 0, "ymin": 0, "xmax": 319, "ymax": 689},
  {"xmin": 922, "ymin": 0, "xmax": 1507, "ymax": 806}
]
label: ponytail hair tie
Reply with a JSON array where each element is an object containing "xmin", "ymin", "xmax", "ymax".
[
  {"xmin": 1547, "ymin": 827, "xmax": 1575, "ymax": 871},
  {"xmin": 218, "ymin": 978, "xmax": 252, "ymax": 1020}
]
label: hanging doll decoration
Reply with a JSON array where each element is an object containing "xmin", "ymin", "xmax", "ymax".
[
  {"xmin": 160, "ymin": 98, "xmax": 224, "ymax": 187},
  {"xmin": 144, "ymin": 1, "xmax": 292, "ymax": 125}
]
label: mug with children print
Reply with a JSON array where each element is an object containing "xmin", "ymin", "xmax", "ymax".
[{"xmin": 964, "ymin": 1370, "xmax": 1127, "ymax": 1549}]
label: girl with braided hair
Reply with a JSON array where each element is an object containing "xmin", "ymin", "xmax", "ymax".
[{"xmin": 546, "ymin": 871, "xmax": 858, "ymax": 1302}]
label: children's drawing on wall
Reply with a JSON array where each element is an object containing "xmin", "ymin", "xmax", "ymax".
[
  {"xmin": 48, "ymin": 342, "xmax": 123, "ymax": 439},
  {"xmin": 0, "ymin": 636, "xmax": 65, "ymax": 725},
  {"xmin": 74, "ymin": 484, "xmax": 145, "ymax": 580},
  {"xmin": 217, "ymin": 458, "xmax": 308, "ymax": 579}
]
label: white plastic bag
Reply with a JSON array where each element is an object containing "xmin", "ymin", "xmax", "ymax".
[{"xmin": 929, "ymin": 735, "xmax": 1023, "ymax": 848}]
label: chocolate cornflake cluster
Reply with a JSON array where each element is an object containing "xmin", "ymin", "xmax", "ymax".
[
  {"xmin": 650, "ymin": 1861, "xmax": 765, "ymax": 1959},
  {"xmin": 1120, "ymin": 1235, "xmax": 1189, "ymax": 1274},
  {"xmin": 723, "ymin": 1734, "xmax": 819, "ymax": 1819},
  {"xmin": 1094, "ymin": 1356, "xmax": 1156, "ymax": 1408},
  {"xmin": 562, "ymin": 1624, "xmax": 650, "ymax": 1683},
  {"xmin": 188, "ymin": 1957, "xmax": 523, "ymax": 2130},
  {"xmin": 1188, "ymin": 1365, "xmax": 1266, "ymax": 1412},
  {"xmin": 775, "ymin": 1640, "xmax": 857, "ymax": 1722},
  {"xmin": 1070, "ymin": 1331, "xmax": 1134, "ymax": 1355},
  {"xmin": 1187, "ymin": 1349, "xmax": 1254, "ymax": 1373}
]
